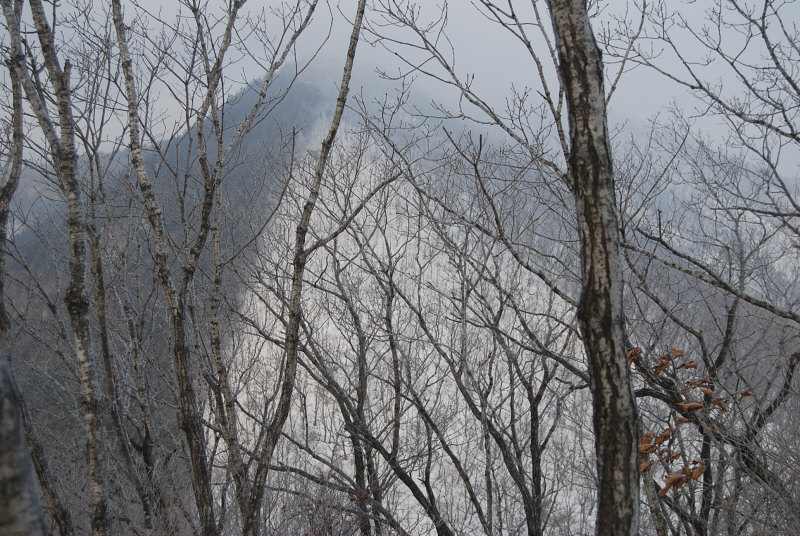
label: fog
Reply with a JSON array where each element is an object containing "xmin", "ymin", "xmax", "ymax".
[{"xmin": 3, "ymin": 1, "xmax": 799, "ymax": 535}]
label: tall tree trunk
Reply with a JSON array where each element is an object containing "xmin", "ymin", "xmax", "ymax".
[
  {"xmin": 544, "ymin": 2, "xmax": 640, "ymax": 534},
  {"xmin": 2, "ymin": 1, "xmax": 110, "ymax": 533}
]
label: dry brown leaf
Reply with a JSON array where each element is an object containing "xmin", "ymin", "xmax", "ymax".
[
  {"xmin": 673, "ymin": 476, "xmax": 690, "ymax": 490},
  {"xmin": 628, "ymin": 347, "xmax": 643, "ymax": 365},
  {"xmin": 638, "ymin": 443, "xmax": 658, "ymax": 455},
  {"xmin": 692, "ymin": 464, "xmax": 706, "ymax": 479},
  {"xmin": 678, "ymin": 402, "xmax": 704, "ymax": 412},
  {"xmin": 658, "ymin": 476, "xmax": 679, "ymax": 496},
  {"xmin": 654, "ymin": 428, "xmax": 671, "ymax": 445},
  {"xmin": 664, "ymin": 472, "xmax": 684, "ymax": 486}
]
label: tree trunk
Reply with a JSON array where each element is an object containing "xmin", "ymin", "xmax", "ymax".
[
  {"xmin": 2, "ymin": 1, "xmax": 110, "ymax": 533},
  {"xmin": 544, "ymin": 1, "xmax": 640, "ymax": 534}
]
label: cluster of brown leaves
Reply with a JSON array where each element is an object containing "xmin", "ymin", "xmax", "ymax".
[
  {"xmin": 639, "ymin": 425, "xmax": 707, "ymax": 495},
  {"xmin": 653, "ymin": 352, "xmax": 672, "ymax": 377},
  {"xmin": 633, "ymin": 348, "xmax": 714, "ymax": 496},
  {"xmin": 658, "ymin": 461, "xmax": 706, "ymax": 496},
  {"xmin": 682, "ymin": 376, "xmax": 711, "ymax": 395},
  {"xmin": 681, "ymin": 375, "xmax": 730, "ymax": 413},
  {"xmin": 638, "ymin": 427, "xmax": 673, "ymax": 472},
  {"xmin": 631, "ymin": 347, "xmax": 761, "ymax": 499},
  {"xmin": 627, "ymin": 346, "xmax": 643, "ymax": 365},
  {"xmin": 630, "ymin": 347, "xmax": 696, "ymax": 377}
]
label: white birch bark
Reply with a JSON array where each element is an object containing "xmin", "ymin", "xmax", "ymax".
[
  {"xmin": 1, "ymin": 1, "xmax": 109, "ymax": 533},
  {"xmin": 111, "ymin": 1, "xmax": 323, "ymax": 532},
  {"xmin": 544, "ymin": 1, "xmax": 640, "ymax": 534}
]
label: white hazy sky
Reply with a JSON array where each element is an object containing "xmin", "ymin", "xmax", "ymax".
[
  {"xmin": 33, "ymin": 0, "xmax": 799, "ymax": 159},
  {"xmin": 115, "ymin": 0, "xmax": 692, "ymax": 123}
]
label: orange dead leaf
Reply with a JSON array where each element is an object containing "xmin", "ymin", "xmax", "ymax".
[
  {"xmin": 677, "ymin": 360, "xmax": 699, "ymax": 370},
  {"xmin": 641, "ymin": 430, "xmax": 656, "ymax": 445},
  {"xmin": 628, "ymin": 347, "xmax": 643, "ymax": 365},
  {"xmin": 678, "ymin": 402, "xmax": 704, "ymax": 412},
  {"xmin": 640, "ymin": 460, "xmax": 655, "ymax": 473},
  {"xmin": 670, "ymin": 452, "xmax": 683, "ymax": 462},
  {"xmin": 700, "ymin": 388, "xmax": 714, "ymax": 395},
  {"xmin": 671, "ymin": 348, "xmax": 685, "ymax": 358},
  {"xmin": 658, "ymin": 479, "xmax": 675, "ymax": 496},
  {"xmin": 691, "ymin": 463, "xmax": 706, "ymax": 480},
  {"xmin": 675, "ymin": 417, "xmax": 693, "ymax": 425},
  {"xmin": 664, "ymin": 472, "xmax": 684, "ymax": 487},
  {"xmin": 741, "ymin": 391, "xmax": 755, "ymax": 398},
  {"xmin": 671, "ymin": 468, "xmax": 693, "ymax": 489},
  {"xmin": 696, "ymin": 377, "xmax": 710, "ymax": 387},
  {"xmin": 712, "ymin": 397, "xmax": 727, "ymax": 411},
  {"xmin": 639, "ymin": 443, "xmax": 658, "ymax": 455},
  {"xmin": 654, "ymin": 428, "xmax": 671, "ymax": 445}
]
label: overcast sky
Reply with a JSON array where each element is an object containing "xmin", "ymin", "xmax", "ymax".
[
  {"xmin": 16, "ymin": 0, "xmax": 797, "ymax": 161},
  {"xmin": 113, "ymin": 0, "xmax": 692, "ymax": 126}
]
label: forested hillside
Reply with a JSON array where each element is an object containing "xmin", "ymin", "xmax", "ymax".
[{"xmin": 1, "ymin": 1, "xmax": 798, "ymax": 535}]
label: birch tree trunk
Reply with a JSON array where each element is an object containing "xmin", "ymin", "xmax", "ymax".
[
  {"xmin": 111, "ymin": 1, "xmax": 329, "ymax": 532},
  {"xmin": 1, "ymin": 1, "xmax": 109, "ymax": 533},
  {"xmin": 544, "ymin": 1, "xmax": 640, "ymax": 534}
]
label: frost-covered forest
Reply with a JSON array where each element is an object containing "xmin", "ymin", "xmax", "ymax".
[{"xmin": 0, "ymin": 1, "xmax": 798, "ymax": 535}]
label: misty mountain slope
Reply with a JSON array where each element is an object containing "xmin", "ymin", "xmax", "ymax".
[{"xmin": 4, "ymin": 69, "xmax": 343, "ymax": 527}]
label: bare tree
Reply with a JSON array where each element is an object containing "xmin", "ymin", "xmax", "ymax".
[
  {"xmin": 364, "ymin": 1, "xmax": 640, "ymax": 532},
  {"xmin": 4, "ymin": 1, "xmax": 799, "ymax": 535},
  {"xmin": 2, "ymin": 1, "xmax": 111, "ymax": 532},
  {"xmin": 600, "ymin": 1, "xmax": 800, "ymax": 533},
  {"xmin": 0, "ymin": 348, "xmax": 45, "ymax": 535},
  {"xmin": 545, "ymin": 3, "xmax": 640, "ymax": 532}
]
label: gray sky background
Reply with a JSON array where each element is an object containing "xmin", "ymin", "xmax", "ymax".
[
  {"xmin": 13, "ymin": 0, "xmax": 798, "ymax": 166},
  {"xmin": 115, "ymin": 0, "xmax": 693, "ymax": 126}
]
